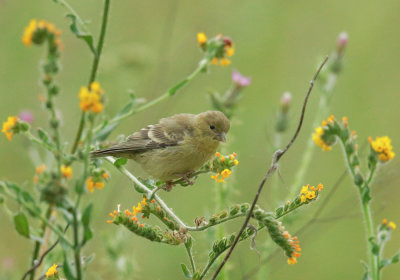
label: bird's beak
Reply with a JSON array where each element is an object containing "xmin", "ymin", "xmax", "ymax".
[{"xmin": 216, "ymin": 132, "xmax": 226, "ymax": 142}]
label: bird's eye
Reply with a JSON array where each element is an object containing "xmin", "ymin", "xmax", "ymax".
[{"xmin": 210, "ymin": 125, "xmax": 215, "ymax": 130}]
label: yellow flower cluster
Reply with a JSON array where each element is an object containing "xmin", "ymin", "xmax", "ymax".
[
  {"xmin": 86, "ymin": 176, "xmax": 105, "ymax": 193},
  {"xmin": 300, "ymin": 184, "xmax": 323, "ymax": 203},
  {"xmin": 78, "ymin": 82, "xmax": 104, "ymax": 113},
  {"xmin": 211, "ymin": 37, "xmax": 235, "ymax": 66},
  {"xmin": 107, "ymin": 198, "xmax": 155, "ymax": 225},
  {"xmin": 2, "ymin": 116, "xmax": 18, "ymax": 141},
  {"xmin": 210, "ymin": 152, "xmax": 238, "ymax": 183},
  {"xmin": 33, "ymin": 164, "xmax": 47, "ymax": 183},
  {"xmin": 382, "ymin": 219, "xmax": 397, "ymax": 230},
  {"xmin": 312, "ymin": 115, "xmax": 335, "ymax": 151},
  {"xmin": 211, "ymin": 169, "xmax": 232, "ymax": 183},
  {"xmin": 369, "ymin": 136, "xmax": 395, "ymax": 162},
  {"xmin": 197, "ymin": 32, "xmax": 235, "ymax": 66},
  {"xmin": 45, "ymin": 264, "xmax": 58, "ymax": 277},
  {"xmin": 60, "ymin": 165, "xmax": 73, "ymax": 179},
  {"xmin": 287, "ymin": 235, "xmax": 301, "ymax": 265},
  {"xmin": 22, "ymin": 19, "xmax": 61, "ymax": 47}
]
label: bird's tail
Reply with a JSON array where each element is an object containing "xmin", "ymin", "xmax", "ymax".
[{"xmin": 90, "ymin": 147, "xmax": 126, "ymax": 158}]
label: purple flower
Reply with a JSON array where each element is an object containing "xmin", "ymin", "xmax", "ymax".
[
  {"xmin": 19, "ymin": 110, "xmax": 34, "ymax": 123},
  {"xmin": 232, "ymin": 70, "xmax": 251, "ymax": 87}
]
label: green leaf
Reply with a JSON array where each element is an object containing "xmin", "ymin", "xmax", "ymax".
[
  {"xmin": 65, "ymin": 14, "xmax": 96, "ymax": 55},
  {"xmin": 63, "ymin": 256, "xmax": 77, "ymax": 280},
  {"xmin": 94, "ymin": 122, "xmax": 119, "ymax": 142},
  {"xmin": 114, "ymin": 158, "xmax": 128, "ymax": 167},
  {"xmin": 37, "ymin": 128, "xmax": 55, "ymax": 148},
  {"xmin": 180, "ymin": 263, "xmax": 192, "ymax": 278},
  {"xmin": 361, "ymin": 186, "xmax": 371, "ymax": 204},
  {"xmin": 81, "ymin": 204, "xmax": 94, "ymax": 246},
  {"xmin": 14, "ymin": 212, "xmax": 30, "ymax": 238}
]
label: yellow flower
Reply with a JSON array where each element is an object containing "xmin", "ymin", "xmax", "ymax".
[
  {"xmin": 211, "ymin": 57, "xmax": 219, "ymax": 65},
  {"xmin": 211, "ymin": 173, "xmax": 225, "ymax": 183},
  {"xmin": 369, "ymin": 136, "xmax": 395, "ymax": 162},
  {"xmin": 45, "ymin": 264, "xmax": 58, "ymax": 277},
  {"xmin": 78, "ymin": 82, "xmax": 105, "ymax": 113},
  {"xmin": 60, "ymin": 165, "xmax": 72, "ymax": 178},
  {"xmin": 221, "ymin": 169, "xmax": 232, "ymax": 178},
  {"xmin": 312, "ymin": 125, "xmax": 332, "ymax": 151},
  {"xmin": 86, "ymin": 177, "xmax": 105, "ymax": 193},
  {"xmin": 225, "ymin": 44, "xmax": 235, "ymax": 57},
  {"xmin": 36, "ymin": 164, "xmax": 47, "ymax": 174},
  {"xmin": 382, "ymin": 218, "xmax": 388, "ymax": 225},
  {"xmin": 287, "ymin": 257, "xmax": 297, "ymax": 265},
  {"xmin": 132, "ymin": 202, "xmax": 144, "ymax": 216},
  {"xmin": 300, "ymin": 195, "xmax": 306, "ymax": 203},
  {"xmin": 22, "ymin": 19, "xmax": 37, "ymax": 46},
  {"xmin": 306, "ymin": 190, "xmax": 316, "ymax": 200},
  {"xmin": 233, "ymin": 159, "xmax": 239, "ymax": 166},
  {"xmin": 22, "ymin": 19, "xmax": 62, "ymax": 47},
  {"xmin": 220, "ymin": 58, "xmax": 231, "ymax": 66},
  {"xmin": 2, "ymin": 116, "xmax": 18, "ymax": 141},
  {"xmin": 300, "ymin": 185, "xmax": 309, "ymax": 194},
  {"xmin": 197, "ymin": 32, "xmax": 207, "ymax": 45},
  {"xmin": 141, "ymin": 197, "xmax": 148, "ymax": 206},
  {"xmin": 388, "ymin": 221, "xmax": 396, "ymax": 230}
]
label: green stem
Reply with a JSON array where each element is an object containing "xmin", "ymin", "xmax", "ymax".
[
  {"xmin": 185, "ymin": 241, "xmax": 196, "ymax": 275},
  {"xmin": 70, "ymin": 0, "xmax": 111, "ymax": 154},
  {"xmin": 73, "ymin": 210, "xmax": 82, "ymax": 280},
  {"xmin": 28, "ymin": 205, "xmax": 53, "ymax": 280},
  {"xmin": 362, "ymin": 201, "xmax": 378, "ymax": 280},
  {"xmin": 24, "ymin": 131, "xmax": 55, "ymax": 152},
  {"xmin": 190, "ymin": 213, "xmax": 246, "ymax": 232}
]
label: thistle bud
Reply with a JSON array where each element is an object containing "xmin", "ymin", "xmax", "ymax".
[{"xmin": 337, "ymin": 32, "xmax": 348, "ymax": 54}]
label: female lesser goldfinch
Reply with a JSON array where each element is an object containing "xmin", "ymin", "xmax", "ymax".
[{"xmin": 91, "ymin": 111, "xmax": 230, "ymax": 185}]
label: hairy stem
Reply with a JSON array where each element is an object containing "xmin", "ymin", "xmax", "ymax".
[
  {"xmin": 71, "ymin": 0, "xmax": 111, "ymax": 154},
  {"xmin": 27, "ymin": 205, "xmax": 53, "ymax": 280}
]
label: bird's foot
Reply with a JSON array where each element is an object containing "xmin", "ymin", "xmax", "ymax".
[
  {"xmin": 164, "ymin": 181, "xmax": 174, "ymax": 192},
  {"xmin": 179, "ymin": 171, "xmax": 195, "ymax": 186}
]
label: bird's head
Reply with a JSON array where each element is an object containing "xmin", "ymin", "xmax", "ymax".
[{"xmin": 195, "ymin": 111, "xmax": 230, "ymax": 142}]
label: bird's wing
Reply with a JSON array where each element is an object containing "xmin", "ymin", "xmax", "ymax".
[{"xmin": 117, "ymin": 114, "xmax": 195, "ymax": 153}]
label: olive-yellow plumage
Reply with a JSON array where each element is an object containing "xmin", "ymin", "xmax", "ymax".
[{"xmin": 91, "ymin": 111, "xmax": 230, "ymax": 182}]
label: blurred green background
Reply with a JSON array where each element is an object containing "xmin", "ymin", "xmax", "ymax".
[{"xmin": 1, "ymin": 0, "xmax": 400, "ymax": 279}]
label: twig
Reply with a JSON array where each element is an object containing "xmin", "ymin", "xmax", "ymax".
[
  {"xmin": 211, "ymin": 56, "xmax": 329, "ymax": 279},
  {"xmin": 22, "ymin": 225, "xmax": 70, "ymax": 280},
  {"xmin": 242, "ymin": 168, "xmax": 347, "ymax": 280}
]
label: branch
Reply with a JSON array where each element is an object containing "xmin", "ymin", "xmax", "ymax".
[
  {"xmin": 211, "ymin": 56, "xmax": 329, "ymax": 279},
  {"xmin": 21, "ymin": 224, "xmax": 70, "ymax": 280}
]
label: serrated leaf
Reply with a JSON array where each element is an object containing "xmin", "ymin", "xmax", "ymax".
[
  {"xmin": 114, "ymin": 158, "xmax": 128, "ymax": 167},
  {"xmin": 180, "ymin": 263, "xmax": 192, "ymax": 278},
  {"xmin": 66, "ymin": 14, "xmax": 96, "ymax": 55},
  {"xmin": 14, "ymin": 212, "xmax": 30, "ymax": 239}
]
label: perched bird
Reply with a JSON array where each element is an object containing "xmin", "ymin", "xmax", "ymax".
[{"xmin": 91, "ymin": 111, "xmax": 230, "ymax": 187}]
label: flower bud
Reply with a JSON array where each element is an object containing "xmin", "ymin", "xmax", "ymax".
[{"xmin": 337, "ymin": 32, "xmax": 348, "ymax": 54}]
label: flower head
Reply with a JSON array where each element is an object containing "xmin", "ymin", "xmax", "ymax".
[
  {"xmin": 60, "ymin": 165, "xmax": 72, "ymax": 179},
  {"xmin": 36, "ymin": 164, "xmax": 47, "ymax": 174},
  {"xmin": 2, "ymin": 116, "xmax": 18, "ymax": 141},
  {"xmin": 22, "ymin": 19, "xmax": 62, "ymax": 47},
  {"xmin": 78, "ymin": 82, "xmax": 105, "ymax": 113},
  {"xmin": 86, "ymin": 177, "xmax": 105, "ymax": 193},
  {"xmin": 369, "ymin": 136, "xmax": 395, "ymax": 162},
  {"xmin": 45, "ymin": 264, "xmax": 58, "ymax": 277},
  {"xmin": 197, "ymin": 32, "xmax": 207, "ymax": 46},
  {"xmin": 18, "ymin": 111, "xmax": 34, "ymax": 124},
  {"xmin": 312, "ymin": 117, "xmax": 336, "ymax": 151},
  {"xmin": 232, "ymin": 70, "xmax": 251, "ymax": 88},
  {"xmin": 337, "ymin": 32, "xmax": 348, "ymax": 54},
  {"xmin": 197, "ymin": 33, "xmax": 235, "ymax": 66}
]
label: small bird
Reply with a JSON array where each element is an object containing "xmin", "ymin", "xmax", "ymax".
[{"xmin": 91, "ymin": 111, "xmax": 230, "ymax": 188}]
